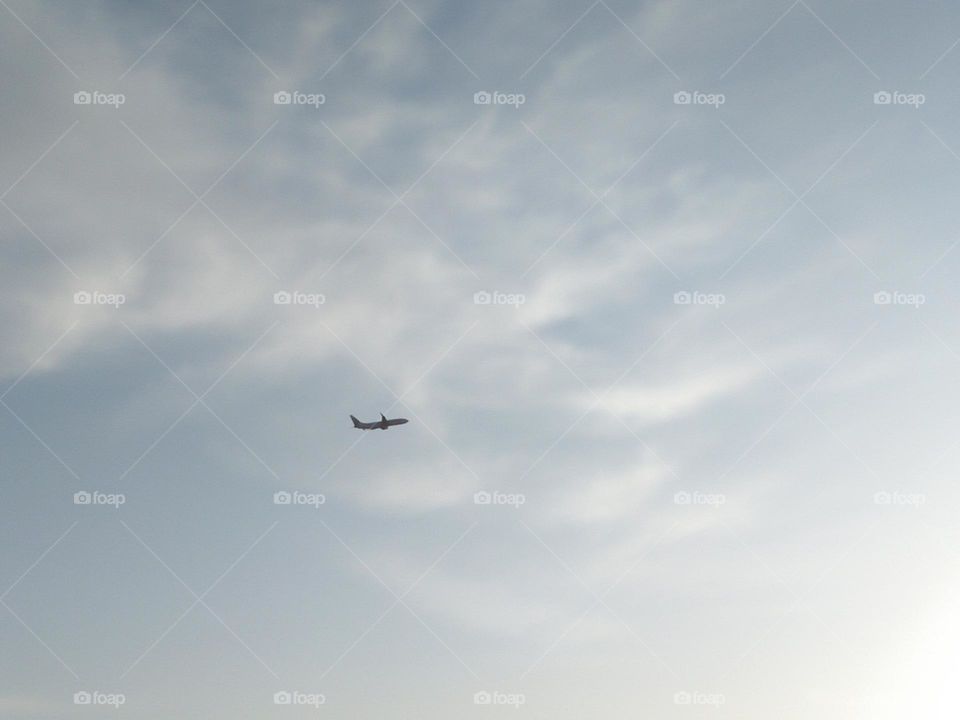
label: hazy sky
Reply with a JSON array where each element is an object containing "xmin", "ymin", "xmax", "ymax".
[{"xmin": 2, "ymin": 0, "xmax": 960, "ymax": 717}]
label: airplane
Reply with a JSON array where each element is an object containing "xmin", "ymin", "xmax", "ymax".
[{"xmin": 350, "ymin": 413, "xmax": 409, "ymax": 430}]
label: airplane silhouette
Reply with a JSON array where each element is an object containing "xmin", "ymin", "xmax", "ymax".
[{"xmin": 350, "ymin": 413, "xmax": 409, "ymax": 430}]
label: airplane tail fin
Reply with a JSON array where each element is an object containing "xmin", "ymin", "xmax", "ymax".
[{"xmin": 350, "ymin": 415, "xmax": 362, "ymax": 428}]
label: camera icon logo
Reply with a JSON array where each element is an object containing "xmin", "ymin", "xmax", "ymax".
[
  {"xmin": 874, "ymin": 491, "xmax": 892, "ymax": 505},
  {"xmin": 674, "ymin": 691, "xmax": 692, "ymax": 705},
  {"xmin": 74, "ymin": 291, "xmax": 92, "ymax": 305},
  {"xmin": 473, "ymin": 491, "xmax": 492, "ymax": 505},
  {"xmin": 274, "ymin": 91, "xmax": 292, "ymax": 105},
  {"xmin": 273, "ymin": 691, "xmax": 292, "ymax": 705},
  {"xmin": 673, "ymin": 491, "xmax": 691, "ymax": 505},
  {"xmin": 474, "ymin": 91, "xmax": 492, "ymax": 105},
  {"xmin": 673, "ymin": 291, "xmax": 691, "ymax": 305},
  {"xmin": 73, "ymin": 91, "xmax": 92, "ymax": 105},
  {"xmin": 874, "ymin": 91, "xmax": 892, "ymax": 105},
  {"xmin": 473, "ymin": 291, "xmax": 491, "ymax": 305},
  {"xmin": 674, "ymin": 91, "xmax": 692, "ymax": 105},
  {"xmin": 74, "ymin": 491, "xmax": 92, "ymax": 505},
  {"xmin": 873, "ymin": 291, "xmax": 892, "ymax": 305},
  {"xmin": 74, "ymin": 691, "xmax": 92, "ymax": 705},
  {"xmin": 273, "ymin": 491, "xmax": 292, "ymax": 505},
  {"xmin": 474, "ymin": 691, "xmax": 492, "ymax": 705},
  {"xmin": 273, "ymin": 291, "xmax": 292, "ymax": 305}
]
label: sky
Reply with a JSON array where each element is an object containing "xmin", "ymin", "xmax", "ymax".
[{"xmin": 2, "ymin": 0, "xmax": 960, "ymax": 717}]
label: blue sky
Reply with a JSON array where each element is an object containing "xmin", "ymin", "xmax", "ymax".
[{"xmin": 2, "ymin": 0, "xmax": 960, "ymax": 717}]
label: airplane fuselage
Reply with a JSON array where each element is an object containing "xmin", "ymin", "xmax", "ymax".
[{"xmin": 351, "ymin": 414, "xmax": 409, "ymax": 430}]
